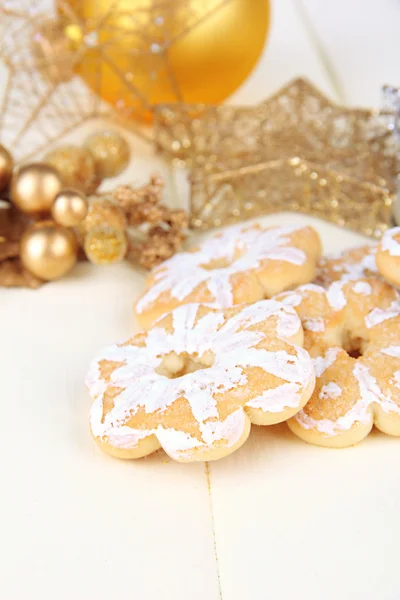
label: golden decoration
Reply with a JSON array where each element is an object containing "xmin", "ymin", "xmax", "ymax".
[
  {"xmin": 0, "ymin": 257, "xmax": 43, "ymax": 289},
  {"xmin": 155, "ymin": 77, "xmax": 398, "ymax": 236},
  {"xmin": 11, "ymin": 163, "xmax": 63, "ymax": 215},
  {"xmin": 1, "ymin": 172, "xmax": 187, "ymax": 287},
  {"xmin": 82, "ymin": 198, "xmax": 127, "ymax": 234},
  {"xmin": 0, "ymin": 202, "xmax": 42, "ymax": 288},
  {"xmin": 0, "ymin": 0, "xmax": 268, "ymax": 160},
  {"xmin": 0, "ymin": 144, "xmax": 13, "ymax": 193},
  {"xmin": 84, "ymin": 225, "xmax": 127, "ymax": 265},
  {"xmin": 113, "ymin": 177, "xmax": 188, "ymax": 269},
  {"xmin": 45, "ymin": 146, "xmax": 100, "ymax": 195},
  {"xmin": 52, "ymin": 188, "xmax": 88, "ymax": 227},
  {"xmin": 85, "ymin": 131, "xmax": 130, "ymax": 179},
  {"xmin": 66, "ymin": 0, "xmax": 270, "ymax": 122},
  {"xmin": 31, "ymin": 17, "xmax": 77, "ymax": 84},
  {"xmin": 20, "ymin": 220, "xmax": 78, "ymax": 280}
]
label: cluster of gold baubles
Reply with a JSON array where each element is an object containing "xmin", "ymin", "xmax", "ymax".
[{"xmin": 0, "ymin": 130, "xmax": 130, "ymax": 281}]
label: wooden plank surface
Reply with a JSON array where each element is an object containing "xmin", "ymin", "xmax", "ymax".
[
  {"xmin": 0, "ymin": 266, "xmax": 220, "ymax": 600},
  {"xmin": 1, "ymin": 1, "xmax": 400, "ymax": 599}
]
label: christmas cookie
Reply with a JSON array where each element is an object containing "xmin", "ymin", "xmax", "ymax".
[
  {"xmin": 315, "ymin": 244, "xmax": 378, "ymax": 287},
  {"xmin": 376, "ymin": 227, "xmax": 400, "ymax": 287},
  {"xmin": 134, "ymin": 223, "xmax": 322, "ymax": 329},
  {"xmin": 87, "ymin": 301, "xmax": 315, "ymax": 462},
  {"xmin": 277, "ymin": 279, "xmax": 400, "ymax": 447}
]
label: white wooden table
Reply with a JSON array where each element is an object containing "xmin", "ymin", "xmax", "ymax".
[{"xmin": 2, "ymin": 2, "xmax": 400, "ymax": 599}]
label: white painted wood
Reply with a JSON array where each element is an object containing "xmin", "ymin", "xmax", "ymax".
[
  {"xmin": 210, "ymin": 424, "xmax": 400, "ymax": 600},
  {"xmin": 206, "ymin": 217, "xmax": 400, "ymax": 600},
  {"xmin": 0, "ymin": 265, "xmax": 220, "ymax": 600},
  {"xmin": 299, "ymin": 0, "xmax": 400, "ymax": 107},
  {"xmin": 2, "ymin": 0, "xmax": 400, "ymax": 598}
]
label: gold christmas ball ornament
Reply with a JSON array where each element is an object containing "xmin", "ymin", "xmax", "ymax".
[
  {"xmin": 63, "ymin": 0, "xmax": 270, "ymax": 122},
  {"xmin": 84, "ymin": 225, "xmax": 127, "ymax": 265},
  {"xmin": 82, "ymin": 198, "xmax": 127, "ymax": 233},
  {"xmin": 52, "ymin": 188, "xmax": 88, "ymax": 227},
  {"xmin": 0, "ymin": 144, "xmax": 13, "ymax": 193},
  {"xmin": 45, "ymin": 146, "xmax": 100, "ymax": 195},
  {"xmin": 20, "ymin": 221, "xmax": 78, "ymax": 280},
  {"xmin": 85, "ymin": 131, "xmax": 130, "ymax": 179},
  {"xmin": 11, "ymin": 163, "xmax": 63, "ymax": 214}
]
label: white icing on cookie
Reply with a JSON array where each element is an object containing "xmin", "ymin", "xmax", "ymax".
[
  {"xmin": 304, "ymin": 317, "xmax": 325, "ymax": 332},
  {"xmin": 381, "ymin": 346, "xmax": 400, "ymax": 358},
  {"xmin": 319, "ymin": 382, "xmax": 341, "ymax": 400},
  {"xmin": 381, "ymin": 227, "xmax": 400, "ymax": 257},
  {"xmin": 365, "ymin": 298, "xmax": 400, "ymax": 328},
  {"xmin": 353, "ymin": 281, "xmax": 372, "ymax": 295},
  {"xmin": 88, "ymin": 301, "xmax": 313, "ymax": 458},
  {"xmin": 319, "ymin": 245, "xmax": 378, "ymax": 283},
  {"xmin": 136, "ymin": 224, "xmax": 307, "ymax": 314},
  {"xmin": 326, "ymin": 281, "xmax": 346, "ymax": 311},
  {"xmin": 296, "ymin": 359, "xmax": 400, "ymax": 437},
  {"xmin": 312, "ymin": 348, "xmax": 341, "ymax": 377}
]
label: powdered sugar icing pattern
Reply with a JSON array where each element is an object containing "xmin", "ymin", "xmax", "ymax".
[
  {"xmin": 278, "ymin": 279, "xmax": 400, "ymax": 439},
  {"xmin": 87, "ymin": 301, "xmax": 315, "ymax": 460},
  {"xmin": 381, "ymin": 227, "xmax": 400, "ymax": 257},
  {"xmin": 135, "ymin": 224, "xmax": 308, "ymax": 314}
]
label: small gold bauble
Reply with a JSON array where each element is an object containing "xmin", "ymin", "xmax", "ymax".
[
  {"xmin": 45, "ymin": 146, "xmax": 100, "ymax": 195},
  {"xmin": 20, "ymin": 221, "xmax": 78, "ymax": 280},
  {"xmin": 84, "ymin": 225, "xmax": 127, "ymax": 265},
  {"xmin": 11, "ymin": 163, "xmax": 63, "ymax": 214},
  {"xmin": 52, "ymin": 188, "xmax": 88, "ymax": 227},
  {"xmin": 0, "ymin": 144, "xmax": 13, "ymax": 193},
  {"xmin": 85, "ymin": 130, "xmax": 130, "ymax": 179},
  {"xmin": 82, "ymin": 198, "xmax": 127, "ymax": 233}
]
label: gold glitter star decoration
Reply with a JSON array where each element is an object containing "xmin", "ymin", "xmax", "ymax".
[
  {"xmin": 0, "ymin": 0, "xmax": 234, "ymax": 161},
  {"xmin": 155, "ymin": 77, "xmax": 398, "ymax": 236}
]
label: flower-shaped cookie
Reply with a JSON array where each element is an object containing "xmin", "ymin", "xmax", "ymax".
[
  {"xmin": 134, "ymin": 223, "xmax": 321, "ymax": 328},
  {"xmin": 87, "ymin": 301, "xmax": 315, "ymax": 462},
  {"xmin": 315, "ymin": 244, "xmax": 378, "ymax": 287},
  {"xmin": 277, "ymin": 279, "xmax": 400, "ymax": 447}
]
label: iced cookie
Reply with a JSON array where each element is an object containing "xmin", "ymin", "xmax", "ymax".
[
  {"xmin": 315, "ymin": 244, "xmax": 378, "ymax": 287},
  {"xmin": 134, "ymin": 223, "xmax": 322, "ymax": 329},
  {"xmin": 87, "ymin": 301, "xmax": 315, "ymax": 462},
  {"xmin": 276, "ymin": 279, "xmax": 400, "ymax": 447},
  {"xmin": 376, "ymin": 227, "xmax": 400, "ymax": 287}
]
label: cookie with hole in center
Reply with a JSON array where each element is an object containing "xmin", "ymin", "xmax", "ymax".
[
  {"xmin": 87, "ymin": 300, "xmax": 315, "ymax": 462},
  {"xmin": 276, "ymin": 278, "xmax": 400, "ymax": 447},
  {"xmin": 134, "ymin": 223, "xmax": 322, "ymax": 329},
  {"xmin": 315, "ymin": 244, "xmax": 378, "ymax": 287}
]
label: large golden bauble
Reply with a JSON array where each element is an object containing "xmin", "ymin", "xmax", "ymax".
[
  {"xmin": 52, "ymin": 188, "xmax": 88, "ymax": 227},
  {"xmin": 20, "ymin": 221, "xmax": 78, "ymax": 280},
  {"xmin": 63, "ymin": 0, "xmax": 270, "ymax": 122},
  {"xmin": 0, "ymin": 144, "xmax": 13, "ymax": 193},
  {"xmin": 11, "ymin": 163, "xmax": 63, "ymax": 214}
]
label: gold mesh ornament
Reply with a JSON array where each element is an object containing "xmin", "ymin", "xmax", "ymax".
[
  {"xmin": 0, "ymin": 0, "xmax": 240, "ymax": 161},
  {"xmin": 155, "ymin": 78, "xmax": 398, "ymax": 236}
]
